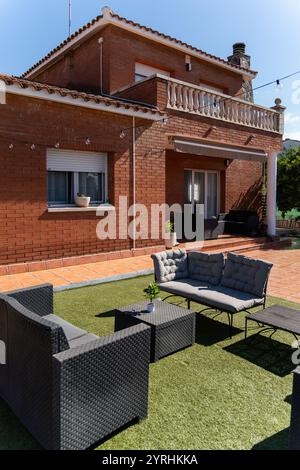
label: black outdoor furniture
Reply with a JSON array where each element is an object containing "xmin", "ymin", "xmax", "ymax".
[
  {"xmin": 244, "ymin": 305, "xmax": 300, "ymax": 450},
  {"xmin": 178, "ymin": 213, "xmax": 226, "ymax": 240},
  {"xmin": 115, "ymin": 300, "xmax": 196, "ymax": 362},
  {"xmin": 0, "ymin": 284, "xmax": 151, "ymax": 450},
  {"xmin": 204, "ymin": 216, "xmax": 226, "ymax": 240},
  {"xmin": 152, "ymin": 250, "xmax": 273, "ymax": 338},
  {"xmin": 177, "ymin": 211, "xmax": 259, "ymax": 241},
  {"xmin": 223, "ymin": 210, "xmax": 260, "ymax": 236},
  {"xmin": 290, "ymin": 367, "xmax": 300, "ymax": 450},
  {"xmin": 245, "ymin": 305, "xmax": 300, "ymax": 342}
]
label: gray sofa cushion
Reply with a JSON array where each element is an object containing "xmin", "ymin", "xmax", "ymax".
[
  {"xmin": 159, "ymin": 280, "xmax": 264, "ymax": 313},
  {"xmin": 151, "ymin": 249, "xmax": 188, "ymax": 283},
  {"xmin": 221, "ymin": 252, "xmax": 273, "ymax": 297},
  {"xmin": 45, "ymin": 314, "xmax": 87, "ymax": 341},
  {"xmin": 188, "ymin": 252, "xmax": 224, "ymax": 285},
  {"xmin": 158, "ymin": 278, "xmax": 211, "ymax": 297},
  {"xmin": 0, "ymin": 295, "xmax": 69, "ymax": 354},
  {"xmin": 192, "ymin": 285, "xmax": 264, "ymax": 313}
]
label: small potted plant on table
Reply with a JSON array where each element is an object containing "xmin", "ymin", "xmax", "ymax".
[
  {"xmin": 75, "ymin": 193, "xmax": 91, "ymax": 208},
  {"xmin": 165, "ymin": 220, "xmax": 177, "ymax": 249},
  {"xmin": 143, "ymin": 282, "xmax": 160, "ymax": 313}
]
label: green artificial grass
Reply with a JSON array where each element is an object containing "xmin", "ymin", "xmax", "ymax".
[{"xmin": 1, "ymin": 275, "xmax": 300, "ymax": 450}]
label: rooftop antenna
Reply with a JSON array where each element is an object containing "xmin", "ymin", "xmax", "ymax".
[{"xmin": 68, "ymin": 0, "xmax": 72, "ymax": 37}]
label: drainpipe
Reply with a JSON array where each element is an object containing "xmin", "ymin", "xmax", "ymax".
[
  {"xmin": 132, "ymin": 116, "xmax": 136, "ymax": 251},
  {"xmin": 98, "ymin": 37, "xmax": 104, "ymax": 94}
]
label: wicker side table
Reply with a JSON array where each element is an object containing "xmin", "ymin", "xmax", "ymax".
[{"xmin": 115, "ymin": 300, "xmax": 196, "ymax": 362}]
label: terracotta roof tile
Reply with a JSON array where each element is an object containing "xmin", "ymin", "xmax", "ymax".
[
  {"xmin": 0, "ymin": 73, "xmax": 164, "ymax": 118},
  {"xmin": 22, "ymin": 10, "xmax": 257, "ymax": 79},
  {"xmin": 110, "ymin": 11, "xmax": 257, "ymax": 75}
]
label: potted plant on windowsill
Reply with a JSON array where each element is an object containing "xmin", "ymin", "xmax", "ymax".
[
  {"xmin": 143, "ymin": 282, "xmax": 160, "ymax": 313},
  {"xmin": 165, "ymin": 220, "xmax": 177, "ymax": 249},
  {"xmin": 75, "ymin": 193, "xmax": 91, "ymax": 208}
]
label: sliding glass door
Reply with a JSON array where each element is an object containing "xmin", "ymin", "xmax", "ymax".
[{"xmin": 184, "ymin": 170, "xmax": 219, "ymax": 218}]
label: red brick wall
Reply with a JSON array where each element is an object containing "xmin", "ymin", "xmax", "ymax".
[
  {"xmin": 33, "ymin": 25, "xmax": 244, "ymax": 97},
  {"xmin": 33, "ymin": 33, "xmax": 103, "ymax": 94},
  {"xmin": 164, "ymin": 112, "xmax": 282, "ymax": 214},
  {"xmin": 166, "ymin": 151, "xmax": 227, "ymax": 211},
  {"xmin": 166, "ymin": 151, "xmax": 262, "ymax": 214},
  {"xmin": 0, "ymin": 94, "xmax": 165, "ymax": 265},
  {"xmin": 115, "ymin": 76, "xmax": 168, "ymax": 110},
  {"xmin": 0, "ymin": 92, "xmax": 282, "ymax": 266}
]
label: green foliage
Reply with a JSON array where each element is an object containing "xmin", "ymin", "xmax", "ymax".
[
  {"xmin": 143, "ymin": 282, "xmax": 160, "ymax": 302},
  {"xmin": 277, "ymin": 148, "xmax": 300, "ymax": 218},
  {"xmin": 165, "ymin": 220, "xmax": 174, "ymax": 233}
]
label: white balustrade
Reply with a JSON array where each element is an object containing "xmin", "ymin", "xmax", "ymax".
[{"xmin": 166, "ymin": 78, "xmax": 282, "ymax": 133}]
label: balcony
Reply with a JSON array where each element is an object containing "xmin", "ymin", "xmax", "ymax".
[
  {"xmin": 114, "ymin": 74, "xmax": 284, "ymax": 134},
  {"xmin": 166, "ymin": 77, "xmax": 283, "ymax": 133}
]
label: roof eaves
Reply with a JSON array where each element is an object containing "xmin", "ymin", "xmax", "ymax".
[
  {"xmin": 110, "ymin": 11, "xmax": 257, "ymax": 77},
  {"xmin": 22, "ymin": 8, "xmax": 257, "ymax": 80},
  {"xmin": 0, "ymin": 74, "xmax": 164, "ymax": 120}
]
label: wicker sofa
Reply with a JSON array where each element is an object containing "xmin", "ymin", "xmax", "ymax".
[
  {"xmin": 152, "ymin": 250, "xmax": 273, "ymax": 337},
  {"xmin": 0, "ymin": 284, "xmax": 151, "ymax": 450}
]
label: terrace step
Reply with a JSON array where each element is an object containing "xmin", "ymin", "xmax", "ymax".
[
  {"xmin": 181, "ymin": 236, "xmax": 292, "ymax": 256},
  {"xmin": 180, "ymin": 236, "xmax": 266, "ymax": 253},
  {"xmin": 203, "ymin": 236, "xmax": 267, "ymax": 253}
]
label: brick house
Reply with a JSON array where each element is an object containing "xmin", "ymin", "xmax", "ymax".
[{"xmin": 0, "ymin": 6, "xmax": 284, "ymax": 272}]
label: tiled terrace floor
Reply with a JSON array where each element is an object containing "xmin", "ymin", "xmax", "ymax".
[{"xmin": 0, "ymin": 245, "xmax": 299, "ymax": 303}]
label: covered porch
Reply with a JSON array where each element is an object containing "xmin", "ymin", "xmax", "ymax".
[{"xmin": 165, "ymin": 136, "xmax": 279, "ymax": 238}]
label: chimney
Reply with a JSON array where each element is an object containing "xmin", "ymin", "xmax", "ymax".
[
  {"xmin": 228, "ymin": 42, "xmax": 251, "ymax": 69},
  {"xmin": 228, "ymin": 43, "xmax": 254, "ymax": 103},
  {"xmin": 233, "ymin": 42, "xmax": 246, "ymax": 55}
]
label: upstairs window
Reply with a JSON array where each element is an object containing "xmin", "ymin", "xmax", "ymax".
[
  {"xmin": 134, "ymin": 63, "xmax": 170, "ymax": 82},
  {"xmin": 47, "ymin": 149, "xmax": 107, "ymax": 206}
]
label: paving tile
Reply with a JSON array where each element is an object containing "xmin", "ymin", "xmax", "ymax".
[{"xmin": 0, "ymin": 245, "xmax": 299, "ymax": 301}]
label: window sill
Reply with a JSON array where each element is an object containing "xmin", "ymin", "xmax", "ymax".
[{"xmin": 47, "ymin": 204, "xmax": 115, "ymax": 213}]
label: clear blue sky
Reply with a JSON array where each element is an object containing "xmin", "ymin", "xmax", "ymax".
[{"xmin": 1, "ymin": 0, "xmax": 299, "ymax": 138}]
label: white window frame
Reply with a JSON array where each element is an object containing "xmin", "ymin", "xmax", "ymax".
[{"xmin": 185, "ymin": 169, "xmax": 220, "ymax": 218}]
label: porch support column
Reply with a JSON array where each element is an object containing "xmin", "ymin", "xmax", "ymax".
[
  {"xmin": 266, "ymin": 98, "xmax": 285, "ymax": 237},
  {"xmin": 266, "ymin": 151, "xmax": 279, "ymax": 237}
]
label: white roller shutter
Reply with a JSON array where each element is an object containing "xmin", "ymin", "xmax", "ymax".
[
  {"xmin": 135, "ymin": 63, "xmax": 170, "ymax": 78},
  {"xmin": 47, "ymin": 149, "xmax": 107, "ymax": 173}
]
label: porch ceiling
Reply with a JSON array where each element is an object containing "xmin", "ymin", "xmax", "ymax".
[{"xmin": 172, "ymin": 137, "xmax": 267, "ymax": 162}]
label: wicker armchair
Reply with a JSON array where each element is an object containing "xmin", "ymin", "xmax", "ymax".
[{"xmin": 0, "ymin": 284, "xmax": 151, "ymax": 450}]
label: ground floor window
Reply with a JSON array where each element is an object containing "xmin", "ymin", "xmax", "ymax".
[
  {"xmin": 184, "ymin": 169, "xmax": 220, "ymax": 218},
  {"xmin": 46, "ymin": 149, "xmax": 107, "ymax": 207},
  {"xmin": 47, "ymin": 171, "xmax": 105, "ymax": 205}
]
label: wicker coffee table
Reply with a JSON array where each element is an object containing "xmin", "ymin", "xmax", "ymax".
[{"xmin": 115, "ymin": 300, "xmax": 196, "ymax": 362}]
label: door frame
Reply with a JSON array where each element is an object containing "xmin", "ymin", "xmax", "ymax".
[{"xmin": 184, "ymin": 169, "xmax": 220, "ymax": 218}]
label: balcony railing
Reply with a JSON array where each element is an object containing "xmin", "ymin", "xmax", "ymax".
[{"xmin": 166, "ymin": 77, "xmax": 283, "ymax": 133}]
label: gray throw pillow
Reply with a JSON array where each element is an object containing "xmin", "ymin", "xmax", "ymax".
[
  {"xmin": 188, "ymin": 251, "xmax": 224, "ymax": 286},
  {"xmin": 151, "ymin": 249, "xmax": 188, "ymax": 284},
  {"xmin": 221, "ymin": 252, "xmax": 273, "ymax": 297}
]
